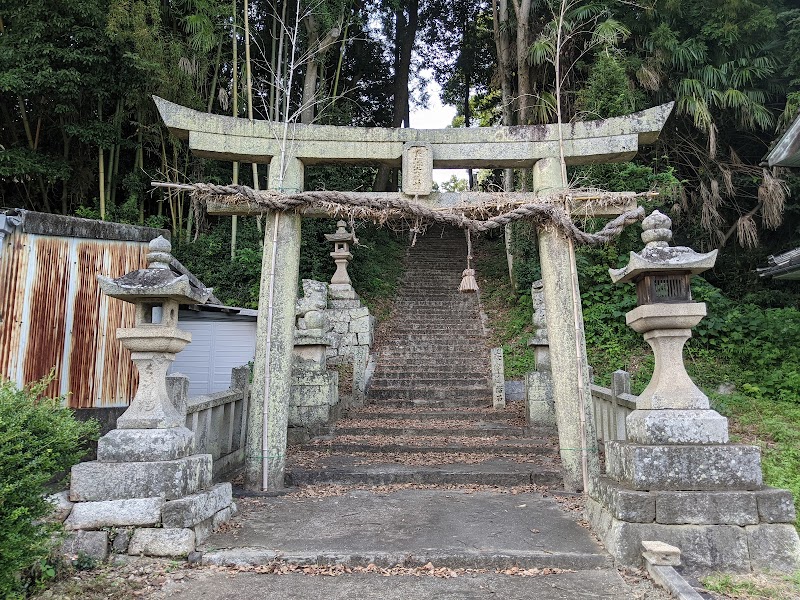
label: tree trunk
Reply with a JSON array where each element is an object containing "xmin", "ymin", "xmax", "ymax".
[
  {"xmin": 232, "ymin": 0, "xmax": 240, "ymax": 259},
  {"xmin": 374, "ymin": 1, "xmax": 419, "ymax": 192},
  {"xmin": 511, "ymin": 0, "xmax": 532, "ymax": 126},
  {"xmin": 300, "ymin": 13, "xmax": 341, "ymax": 125}
]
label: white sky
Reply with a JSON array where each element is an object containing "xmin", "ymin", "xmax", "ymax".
[{"xmin": 409, "ymin": 77, "xmax": 468, "ymax": 186}]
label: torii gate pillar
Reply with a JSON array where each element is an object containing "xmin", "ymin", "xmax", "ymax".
[
  {"xmin": 244, "ymin": 156, "xmax": 303, "ymax": 491},
  {"xmin": 534, "ymin": 158, "xmax": 599, "ymax": 492}
]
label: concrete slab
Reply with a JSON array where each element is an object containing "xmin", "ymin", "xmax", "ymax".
[
  {"xmin": 200, "ymin": 489, "xmax": 610, "ymax": 570},
  {"xmin": 155, "ymin": 570, "xmax": 649, "ymax": 600}
]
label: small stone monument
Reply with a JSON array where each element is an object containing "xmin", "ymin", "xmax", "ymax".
[
  {"xmin": 525, "ymin": 279, "xmax": 555, "ymax": 426},
  {"xmin": 66, "ymin": 236, "xmax": 234, "ymax": 558},
  {"xmin": 289, "ymin": 280, "xmax": 339, "ymax": 437},
  {"xmin": 586, "ymin": 211, "xmax": 800, "ymax": 573},
  {"xmin": 490, "ymin": 347, "xmax": 506, "ymax": 409},
  {"xmin": 325, "ymin": 221, "xmax": 361, "ymax": 308}
]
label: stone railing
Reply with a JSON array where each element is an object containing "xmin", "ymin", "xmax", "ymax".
[
  {"xmin": 167, "ymin": 366, "xmax": 250, "ymax": 479},
  {"xmin": 590, "ymin": 369, "xmax": 637, "ymax": 443}
]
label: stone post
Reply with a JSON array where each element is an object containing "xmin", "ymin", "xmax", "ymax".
[
  {"xmin": 490, "ymin": 348, "xmax": 506, "ymax": 409},
  {"xmin": 245, "ymin": 156, "xmax": 303, "ymax": 492},
  {"xmin": 525, "ymin": 279, "xmax": 556, "ymax": 426},
  {"xmin": 533, "ymin": 157, "xmax": 598, "ymax": 493}
]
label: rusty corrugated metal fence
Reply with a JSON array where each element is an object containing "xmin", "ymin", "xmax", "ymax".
[{"xmin": 0, "ymin": 210, "xmax": 165, "ymax": 408}]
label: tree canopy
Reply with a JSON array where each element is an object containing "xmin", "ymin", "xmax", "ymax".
[{"xmin": 1, "ymin": 0, "xmax": 798, "ymax": 261}]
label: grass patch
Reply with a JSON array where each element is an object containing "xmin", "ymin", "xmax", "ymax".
[
  {"xmin": 473, "ymin": 233, "xmax": 536, "ymax": 378},
  {"xmin": 701, "ymin": 571, "xmax": 800, "ymax": 599}
]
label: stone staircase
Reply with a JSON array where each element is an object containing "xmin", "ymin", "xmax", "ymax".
[
  {"xmin": 202, "ymin": 229, "xmax": 617, "ymax": 579},
  {"xmin": 285, "ymin": 227, "xmax": 563, "ymax": 488}
]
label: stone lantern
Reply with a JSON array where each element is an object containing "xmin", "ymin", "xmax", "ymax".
[
  {"xmin": 586, "ymin": 210, "xmax": 800, "ymax": 573},
  {"xmin": 326, "ymin": 220, "xmax": 355, "ymax": 286},
  {"xmin": 65, "ymin": 236, "xmax": 234, "ymax": 560},
  {"xmin": 98, "ymin": 236, "xmax": 212, "ymax": 431},
  {"xmin": 325, "ymin": 220, "xmax": 361, "ymax": 309},
  {"xmin": 608, "ymin": 210, "xmax": 719, "ymax": 426}
]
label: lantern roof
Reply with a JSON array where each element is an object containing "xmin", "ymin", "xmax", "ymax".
[
  {"xmin": 98, "ymin": 236, "xmax": 213, "ymax": 304},
  {"xmin": 324, "ymin": 220, "xmax": 355, "ymax": 243},
  {"xmin": 609, "ymin": 210, "xmax": 717, "ymax": 284}
]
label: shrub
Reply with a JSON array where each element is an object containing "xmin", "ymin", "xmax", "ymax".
[{"xmin": 0, "ymin": 378, "xmax": 98, "ymax": 597}]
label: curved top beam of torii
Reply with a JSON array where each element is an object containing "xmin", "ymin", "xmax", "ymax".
[{"xmin": 154, "ymin": 96, "xmax": 674, "ymax": 170}]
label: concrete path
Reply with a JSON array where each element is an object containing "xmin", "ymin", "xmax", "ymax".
[
  {"xmin": 154, "ymin": 569, "xmax": 664, "ymax": 599},
  {"xmin": 200, "ymin": 489, "xmax": 609, "ymax": 570}
]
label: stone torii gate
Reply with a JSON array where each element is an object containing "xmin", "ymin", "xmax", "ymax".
[{"xmin": 154, "ymin": 97, "xmax": 674, "ymax": 493}]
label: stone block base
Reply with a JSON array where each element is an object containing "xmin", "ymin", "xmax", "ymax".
[
  {"xmin": 128, "ymin": 528, "xmax": 196, "ymax": 557},
  {"xmin": 66, "ymin": 427, "xmax": 235, "ymax": 559},
  {"xmin": 290, "ymin": 370, "xmax": 339, "ymax": 430},
  {"xmin": 162, "ymin": 483, "xmax": 232, "ymax": 528},
  {"xmin": 606, "ymin": 442, "xmax": 762, "ymax": 490},
  {"xmin": 97, "ymin": 427, "xmax": 196, "ymax": 462},
  {"xmin": 587, "ymin": 478, "xmax": 800, "ymax": 573},
  {"xmin": 70, "ymin": 454, "xmax": 213, "ymax": 501},
  {"xmin": 626, "ymin": 410, "xmax": 729, "ymax": 445}
]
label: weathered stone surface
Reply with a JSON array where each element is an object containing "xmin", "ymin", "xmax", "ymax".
[
  {"xmin": 97, "ymin": 427, "xmax": 196, "ymax": 462},
  {"xmin": 402, "ymin": 142, "xmax": 433, "ymax": 195},
  {"xmin": 593, "ymin": 477, "xmax": 655, "ymax": 523},
  {"xmin": 535, "ymin": 158, "xmax": 598, "ymax": 492},
  {"xmin": 112, "ymin": 529, "xmax": 132, "ymax": 554},
  {"xmin": 605, "ymin": 442, "xmax": 762, "ymax": 490},
  {"xmin": 330, "ymin": 299, "xmax": 361, "ymax": 309},
  {"xmin": 162, "ymin": 483, "xmax": 232, "ymax": 528},
  {"xmin": 61, "ymin": 530, "xmax": 109, "ymax": 561},
  {"xmin": 626, "ymin": 410, "xmax": 728, "ymax": 445},
  {"xmin": 129, "ymin": 528, "xmax": 196, "ymax": 557},
  {"xmin": 65, "ymin": 497, "xmax": 163, "ymax": 530},
  {"xmin": 603, "ymin": 519, "xmax": 750, "ymax": 573},
  {"xmin": 625, "ymin": 306, "xmax": 710, "ymax": 410},
  {"xmin": 756, "ymin": 487, "xmax": 797, "ymax": 524},
  {"xmin": 490, "ymin": 348, "xmax": 506, "ymax": 409},
  {"xmin": 349, "ymin": 317, "xmax": 371, "ymax": 334},
  {"xmin": 47, "ymin": 491, "xmax": 73, "ymax": 523},
  {"xmin": 70, "ymin": 454, "xmax": 212, "ymax": 501},
  {"xmin": 641, "ymin": 540, "xmax": 681, "ymax": 566},
  {"xmin": 328, "ymin": 284, "xmax": 358, "ymax": 300},
  {"xmin": 357, "ymin": 331, "xmax": 373, "ymax": 346},
  {"xmin": 654, "ymin": 491, "xmax": 758, "ymax": 525},
  {"xmin": 213, "ymin": 506, "xmax": 233, "ymax": 530},
  {"xmin": 525, "ymin": 371, "xmax": 555, "ymax": 426},
  {"xmin": 746, "ymin": 524, "xmax": 800, "ymax": 572},
  {"xmin": 194, "ymin": 516, "xmax": 214, "ymax": 544}
]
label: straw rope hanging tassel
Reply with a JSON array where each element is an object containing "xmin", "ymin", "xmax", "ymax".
[{"xmin": 459, "ymin": 229, "xmax": 479, "ymax": 293}]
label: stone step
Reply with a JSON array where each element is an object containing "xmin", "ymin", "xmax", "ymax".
[
  {"xmin": 304, "ymin": 442, "xmax": 559, "ymax": 456},
  {"xmin": 368, "ymin": 385, "xmax": 491, "ymax": 393},
  {"xmin": 371, "ymin": 377, "xmax": 489, "ymax": 386},
  {"xmin": 348, "ymin": 409, "xmax": 517, "ymax": 422},
  {"xmin": 285, "ymin": 462, "xmax": 563, "ymax": 488},
  {"xmin": 333, "ymin": 425, "xmax": 527, "ymax": 437},
  {"xmin": 368, "ymin": 388, "xmax": 491, "ymax": 401},
  {"xmin": 366, "ymin": 398, "xmax": 493, "ymax": 408}
]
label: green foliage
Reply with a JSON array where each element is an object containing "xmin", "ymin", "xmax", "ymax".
[
  {"xmin": 0, "ymin": 377, "xmax": 98, "ymax": 597},
  {"xmin": 577, "ymin": 52, "xmax": 645, "ymax": 119},
  {"xmin": 174, "ymin": 214, "xmax": 406, "ymax": 314}
]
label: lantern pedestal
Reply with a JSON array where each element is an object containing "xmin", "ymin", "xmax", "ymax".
[{"xmin": 587, "ymin": 211, "xmax": 800, "ymax": 574}]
